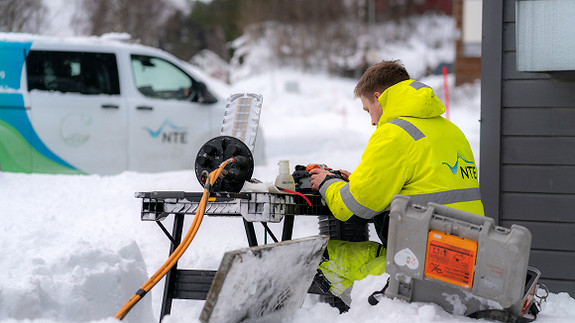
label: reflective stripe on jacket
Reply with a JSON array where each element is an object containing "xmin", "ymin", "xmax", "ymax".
[{"xmin": 320, "ymin": 79, "xmax": 484, "ymax": 221}]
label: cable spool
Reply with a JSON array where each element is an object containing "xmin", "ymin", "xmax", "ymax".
[{"xmin": 194, "ymin": 136, "xmax": 254, "ymax": 192}]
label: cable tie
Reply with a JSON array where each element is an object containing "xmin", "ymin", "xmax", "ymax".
[{"xmin": 135, "ymin": 288, "xmax": 147, "ymax": 298}]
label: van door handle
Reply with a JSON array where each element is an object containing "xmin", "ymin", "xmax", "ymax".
[
  {"xmin": 101, "ymin": 104, "xmax": 119, "ymax": 109},
  {"xmin": 137, "ymin": 106, "xmax": 153, "ymax": 111}
]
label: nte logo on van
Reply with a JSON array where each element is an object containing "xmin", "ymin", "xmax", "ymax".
[{"xmin": 144, "ymin": 119, "xmax": 188, "ymax": 144}]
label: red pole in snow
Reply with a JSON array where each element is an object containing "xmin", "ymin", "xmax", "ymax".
[{"xmin": 443, "ymin": 65, "xmax": 450, "ymax": 120}]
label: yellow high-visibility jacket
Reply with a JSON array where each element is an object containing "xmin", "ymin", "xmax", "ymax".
[{"xmin": 319, "ymin": 79, "xmax": 484, "ymax": 221}]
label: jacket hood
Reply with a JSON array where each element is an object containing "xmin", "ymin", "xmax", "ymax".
[{"xmin": 377, "ymin": 79, "xmax": 445, "ymax": 127}]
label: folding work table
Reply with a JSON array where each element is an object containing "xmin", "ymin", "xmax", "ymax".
[{"xmin": 136, "ymin": 191, "xmax": 335, "ymax": 320}]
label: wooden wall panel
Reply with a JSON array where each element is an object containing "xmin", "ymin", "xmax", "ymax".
[
  {"xmin": 529, "ymin": 250, "xmax": 575, "ymax": 282},
  {"xmin": 502, "ymin": 108, "xmax": 575, "ymax": 136},
  {"xmin": 502, "ymin": 80, "xmax": 575, "ymax": 108},
  {"xmin": 502, "ymin": 137, "xmax": 575, "ymax": 165},
  {"xmin": 501, "ymin": 221, "xmax": 575, "ymax": 251},
  {"xmin": 503, "ymin": 52, "xmax": 551, "ymax": 80},
  {"xmin": 501, "ymin": 165, "xmax": 575, "ymax": 194},
  {"xmin": 501, "ymin": 192, "xmax": 575, "ymax": 222}
]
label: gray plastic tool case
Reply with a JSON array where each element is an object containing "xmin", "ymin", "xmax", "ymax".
[{"xmin": 385, "ymin": 195, "xmax": 539, "ymax": 316}]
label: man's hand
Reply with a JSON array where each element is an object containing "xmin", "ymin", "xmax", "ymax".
[
  {"xmin": 309, "ymin": 168, "xmax": 331, "ymax": 191},
  {"xmin": 310, "ymin": 168, "xmax": 351, "ymax": 191},
  {"xmin": 338, "ymin": 169, "xmax": 351, "ymax": 181}
]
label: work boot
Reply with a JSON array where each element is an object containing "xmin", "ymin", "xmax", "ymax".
[{"xmin": 310, "ymin": 270, "xmax": 332, "ymax": 294}]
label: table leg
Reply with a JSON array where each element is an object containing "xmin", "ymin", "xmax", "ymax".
[
  {"xmin": 160, "ymin": 213, "xmax": 185, "ymax": 320},
  {"xmin": 243, "ymin": 219, "xmax": 258, "ymax": 247},
  {"xmin": 282, "ymin": 214, "xmax": 294, "ymax": 241}
]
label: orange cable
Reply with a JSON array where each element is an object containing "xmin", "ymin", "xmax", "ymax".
[{"xmin": 115, "ymin": 159, "xmax": 232, "ymax": 320}]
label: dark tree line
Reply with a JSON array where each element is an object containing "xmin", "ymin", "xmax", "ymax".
[
  {"xmin": 80, "ymin": 0, "xmax": 172, "ymax": 47},
  {"xmin": 159, "ymin": 0, "xmax": 370, "ymax": 63},
  {"xmin": 0, "ymin": 0, "xmax": 47, "ymax": 33}
]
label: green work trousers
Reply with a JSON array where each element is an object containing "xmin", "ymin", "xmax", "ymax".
[{"xmin": 319, "ymin": 240, "xmax": 386, "ymax": 297}]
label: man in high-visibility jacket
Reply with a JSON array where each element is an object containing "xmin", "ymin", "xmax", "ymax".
[{"xmin": 310, "ymin": 60, "xmax": 484, "ymax": 305}]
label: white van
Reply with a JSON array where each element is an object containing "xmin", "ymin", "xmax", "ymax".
[{"xmin": 0, "ymin": 33, "xmax": 263, "ymax": 175}]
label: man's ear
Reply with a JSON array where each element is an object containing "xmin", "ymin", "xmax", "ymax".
[{"xmin": 374, "ymin": 92, "xmax": 381, "ymax": 100}]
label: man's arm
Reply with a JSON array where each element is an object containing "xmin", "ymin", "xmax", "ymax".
[{"xmin": 313, "ymin": 126, "xmax": 411, "ymax": 222}]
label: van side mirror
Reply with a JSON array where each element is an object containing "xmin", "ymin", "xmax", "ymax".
[{"xmin": 195, "ymin": 82, "xmax": 218, "ymax": 104}]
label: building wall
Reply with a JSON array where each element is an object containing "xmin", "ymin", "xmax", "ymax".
[
  {"xmin": 481, "ymin": 0, "xmax": 575, "ymax": 295},
  {"xmin": 454, "ymin": 0, "xmax": 482, "ymax": 85}
]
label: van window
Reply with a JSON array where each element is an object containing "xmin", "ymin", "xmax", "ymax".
[
  {"xmin": 131, "ymin": 55, "xmax": 194, "ymax": 100},
  {"xmin": 26, "ymin": 51, "xmax": 120, "ymax": 95}
]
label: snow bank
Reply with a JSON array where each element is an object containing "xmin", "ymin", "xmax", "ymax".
[{"xmin": 0, "ymin": 236, "xmax": 151, "ymax": 322}]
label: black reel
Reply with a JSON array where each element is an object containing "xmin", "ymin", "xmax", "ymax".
[{"xmin": 194, "ymin": 136, "xmax": 254, "ymax": 192}]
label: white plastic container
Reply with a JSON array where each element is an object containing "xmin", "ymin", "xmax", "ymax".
[{"xmin": 275, "ymin": 160, "xmax": 295, "ymax": 191}]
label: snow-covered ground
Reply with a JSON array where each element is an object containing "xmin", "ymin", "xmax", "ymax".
[
  {"xmin": 1, "ymin": 70, "xmax": 574, "ymax": 323},
  {"xmin": 3, "ymin": 4, "xmax": 574, "ymax": 322}
]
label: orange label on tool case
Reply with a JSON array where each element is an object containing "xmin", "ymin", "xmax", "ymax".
[{"xmin": 424, "ymin": 230, "xmax": 477, "ymax": 289}]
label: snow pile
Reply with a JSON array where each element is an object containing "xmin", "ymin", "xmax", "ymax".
[
  {"xmin": 0, "ymin": 237, "xmax": 150, "ymax": 322},
  {"xmin": 0, "ymin": 173, "xmax": 157, "ymax": 323}
]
